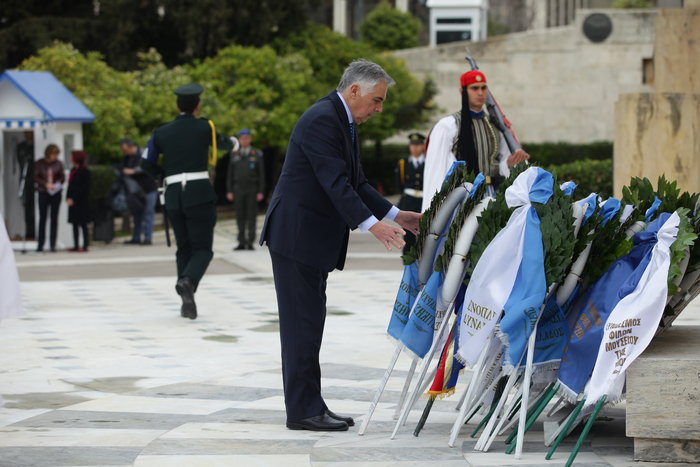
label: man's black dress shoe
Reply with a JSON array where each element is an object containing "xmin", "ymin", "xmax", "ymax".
[
  {"xmin": 175, "ymin": 276, "xmax": 197, "ymax": 319},
  {"xmin": 246, "ymin": 244, "xmax": 254, "ymax": 250},
  {"xmin": 286, "ymin": 413, "xmax": 348, "ymax": 431},
  {"xmin": 325, "ymin": 409, "xmax": 354, "ymax": 427}
]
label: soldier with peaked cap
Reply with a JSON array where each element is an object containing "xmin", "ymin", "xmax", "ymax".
[
  {"xmin": 396, "ymin": 132, "xmax": 425, "ymax": 254},
  {"xmin": 421, "ymin": 70, "xmax": 530, "ymax": 211},
  {"xmin": 226, "ymin": 128, "xmax": 265, "ymax": 251},
  {"xmin": 141, "ymin": 83, "xmax": 234, "ymax": 320}
]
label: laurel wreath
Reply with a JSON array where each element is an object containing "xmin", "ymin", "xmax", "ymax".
[{"xmin": 402, "ymin": 164, "xmax": 473, "ymax": 265}]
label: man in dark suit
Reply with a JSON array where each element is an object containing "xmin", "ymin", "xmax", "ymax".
[
  {"xmin": 260, "ymin": 59, "xmax": 421, "ymax": 431},
  {"xmin": 141, "ymin": 83, "xmax": 233, "ymax": 320}
]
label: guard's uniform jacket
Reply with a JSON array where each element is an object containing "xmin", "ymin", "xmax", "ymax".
[
  {"xmin": 141, "ymin": 114, "xmax": 232, "ymax": 286},
  {"xmin": 396, "ymin": 155, "xmax": 424, "ymax": 254}
]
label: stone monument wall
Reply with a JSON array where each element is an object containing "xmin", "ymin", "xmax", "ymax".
[{"xmin": 393, "ymin": 9, "xmax": 655, "ymax": 143}]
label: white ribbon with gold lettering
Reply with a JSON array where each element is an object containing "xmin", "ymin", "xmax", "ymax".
[
  {"xmin": 585, "ymin": 211, "xmax": 679, "ymax": 405},
  {"xmin": 455, "ymin": 167, "xmax": 539, "ymax": 367}
]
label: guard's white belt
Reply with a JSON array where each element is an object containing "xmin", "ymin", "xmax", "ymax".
[
  {"xmin": 403, "ymin": 188, "xmax": 423, "ymax": 197},
  {"xmin": 164, "ymin": 171, "xmax": 209, "ymax": 189}
]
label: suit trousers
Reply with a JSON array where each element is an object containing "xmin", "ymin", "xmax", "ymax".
[
  {"xmin": 270, "ymin": 250, "xmax": 329, "ymax": 421},
  {"xmin": 166, "ymin": 201, "xmax": 216, "ymax": 287}
]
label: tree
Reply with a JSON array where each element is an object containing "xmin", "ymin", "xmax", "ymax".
[
  {"xmin": 188, "ymin": 44, "xmax": 315, "ymax": 148},
  {"xmin": 0, "ymin": 0, "xmax": 98, "ymax": 71},
  {"xmin": 359, "ymin": 1, "xmax": 422, "ymax": 51},
  {"xmin": 274, "ymin": 24, "xmax": 436, "ymax": 144},
  {"xmin": 1, "ymin": 0, "xmax": 321, "ymax": 71},
  {"xmin": 18, "ymin": 42, "xmax": 137, "ymax": 161},
  {"xmin": 127, "ymin": 49, "xmax": 190, "ymax": 138}
]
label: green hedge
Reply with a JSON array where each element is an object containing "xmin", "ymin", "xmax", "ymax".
[
  {"xmin": 88, "ymin": 165, "xmax": 119, "ymax": 216},
  {"xmin": 359, "ymin": 141, "xmax": 614, "ymax": 197},
  {"xmin": 523, "ymin": 141, "xmax": 613, "ymax": 166},
  {"xmin": 546, "ymin": 158, "xmax": 613, "ymax": 199}
]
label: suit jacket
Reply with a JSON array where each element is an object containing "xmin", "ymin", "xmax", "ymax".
[{"xmin": 260, "ymin": 91, "xmax": 392, "ymax": 272}]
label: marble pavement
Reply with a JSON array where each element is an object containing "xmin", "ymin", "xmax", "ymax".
[{"xmin": 1, "ymin": 217, "xmax": 698, "ymax": 467}]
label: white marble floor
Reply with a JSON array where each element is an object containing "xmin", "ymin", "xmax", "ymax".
[{"xmin": 1, "ymin": 220, "xmax": 698, "ymax": 467}]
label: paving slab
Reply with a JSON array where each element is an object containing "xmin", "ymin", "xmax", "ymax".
[{"xmin": 2, "ymin": 218, "xmax": 699, "ymax": 467}]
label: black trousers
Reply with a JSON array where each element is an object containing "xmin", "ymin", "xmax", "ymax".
[
  {"xmin": 270, "ymin": 250, "xmax": 329, "ymax": 421},
  {"xmin": 167, "ymin": 202, "xmax": 216, "ymax": 287},
  {"xmin": 234, "ymin": 190, "xmax": 258, "ymax": 246},
  {"xmin": 37, "ymin": 191, "xmax": 61, "ymax": 250},
  {"xmin": 72, "ymin": 222, "xmax": 89, "ymax": 249}
]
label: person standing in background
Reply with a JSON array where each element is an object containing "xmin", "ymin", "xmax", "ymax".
[
  {"xmin": 227, "ymin": 128, "xmax": 265, "ymax": 251},
  {"xmin": 421, "ymin": 70, "xmax": 530, "ymax": 211},
  {"xmin": 120, "ymin": 139, "xmax": 157, "ymax": 245},
  {"xmin": 66, "ymin": 150, "xmax": 91, "ymax": 252},
  {"xmin": 395, "ymin": 132, "xmax": 425, "ymax": 254},
  {"xmin": 33, "ymin": 144, "xmax": 65, "ymax": 252}
]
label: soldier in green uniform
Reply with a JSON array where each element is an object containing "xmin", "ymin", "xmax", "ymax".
[
  {"xmin": 226, "ymin": 128, "xmax": 265, "ymax": 251},
  {"xmin": 396, "ymin": 132, "xmax": 426, "ymax": 254},
  {"xmin": 141, "ymin": 83, "xmax": 233, "ymax": 320}
]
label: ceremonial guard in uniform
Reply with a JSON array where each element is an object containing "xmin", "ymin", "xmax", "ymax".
[
  {"xmin": 141, "ymin": 83, "xmax": 233, "ymax": 320},
  {"xmin": 421, "ymin": 70, "xmax": 530, "ymax": 211},
  {"xmin": 226, "ymin": 128, "xmax": 265, "ymax": 251},
  {"xmin": 396, "ymin": 132, "xmax": 425, "ymax": 254}
]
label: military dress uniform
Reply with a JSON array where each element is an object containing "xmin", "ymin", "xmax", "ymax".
[
  {"xmin": 141, "ymin": 83, "xmax": 233, "ymax": 319},
  {"xmin": 396, "ymin": 133, "xmax": 426, "ymax": 254},
  {"xmin": 227, "ymin": 129, "xmax": 265, "ymax": 250}
]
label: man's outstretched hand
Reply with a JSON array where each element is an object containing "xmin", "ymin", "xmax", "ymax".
[
  {"xmin": 394, "ymin": 210, "xmax": 421, "ymax": 235},
  {"xmin": 369, "ymin": 222, "xmax": 406, "ymax": 251}
]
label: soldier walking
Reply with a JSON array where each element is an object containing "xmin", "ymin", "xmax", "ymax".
[
  {"xmin": 141, "ymin": 83, "xmax": 233, "ymax": 320},
  {"xmin": 226, "ymin": 128, "xmax": 265, "ymax": 251}
]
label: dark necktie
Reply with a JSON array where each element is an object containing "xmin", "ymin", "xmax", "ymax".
[{"xmin": 349, "ymin": 122, "xmax": 356, "ymax": 144}]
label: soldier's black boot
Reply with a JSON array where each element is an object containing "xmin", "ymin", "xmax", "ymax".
[{"xmin": 175, "ymin": 276, "xmax": 197, "ymax": 319}]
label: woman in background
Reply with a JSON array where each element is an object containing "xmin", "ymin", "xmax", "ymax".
[{"xmin": 66, "ymin": 150, "xmax": 91, "ymax": 252}]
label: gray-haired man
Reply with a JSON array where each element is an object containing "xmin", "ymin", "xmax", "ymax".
[{"xmin": 260, "ymin": 59, "xmax": 421, "ymax": 431}]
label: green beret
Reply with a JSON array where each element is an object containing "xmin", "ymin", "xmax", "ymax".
[
  {"xmin": 408, "ymin": 132, "xmax": 426, "ymax": 144},
  {"xmin": 174, "ymin": 83, "xmax": 204, "ymax": 97}
]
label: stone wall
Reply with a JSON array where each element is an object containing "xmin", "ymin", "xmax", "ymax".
[
  {"xmin": 613, "ymin": 8, "xmax": 700, "ymax": 197},
  {"xmin": 393, "ymin": 9, "xmax": 655, "ymax": 144},
  {"xmin": 614, "ymin": 93, "xmax": 700, "ymax": 196},
  {"xmin": 653, "ymin": 9, "xmax": 700, "ymax": 94}
]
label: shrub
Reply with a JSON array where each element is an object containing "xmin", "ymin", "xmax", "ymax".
[
  {"xmin": 88, "ymin": 164, "xmax": 119, "ymax": 217},
  {"xmin": 546, "ymin": 158, "xmax": 613, "ymax": 199},
  {"xmin": 524, "ymin": 141, "xmax": 612, "ymax": 167}
]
